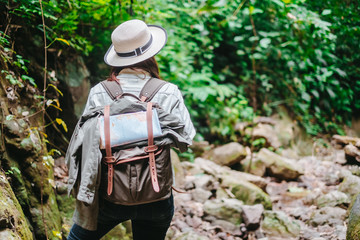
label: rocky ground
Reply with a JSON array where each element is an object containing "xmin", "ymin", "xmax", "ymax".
[
  {"xmin": 164, "ymin": 136, "xmax": 360, "ymax": 240},
  {"xmin": 54, "ymin": 132, "xmax": 360, "ymax": 240}
]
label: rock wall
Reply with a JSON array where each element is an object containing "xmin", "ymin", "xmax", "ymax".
[
  {"xmin": 0, "ymin": 42, "xmax": 82, "ymax": 238},
  {"xmin": 57, "ymin": 56, "xmax": 91, "ymax": 118},
  {"xmin": 0, "ymin": 170, "xmax": 33, "ymax": 239},
  {"xmin": 0, "ymin": 74, "xmax": 63, "ymax": 239}
]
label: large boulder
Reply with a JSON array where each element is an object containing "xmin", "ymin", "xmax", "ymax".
[
  {"xmin": 221, "ymin": 174, "xmax": 272, "ymax": 209},
  {"xmin": 182, "ymin": 158, "xmax": 271, "ymax": 209},
  {"xmin": 190, "ymin": 141, "xmax": 212, "ymax": 157},
  {"xmin": 308, "ymin": 207, "xmax": 347, "ymax": 227},
  {"xmin": 255, "ymin": 148, "xmax": 304, "ymax": 180},
  {"xmin": 194, "ymin": 158, "xmax": 268, "ymax": 190},
  {"xmin": 338, "ymin": 174, "xmax": 360, "ymax": 198},
  {"xmin": 252, "ymin": 123, "xmax": 282, "ymax": 149},
  {"xmin": 261, "ymin": 210, "xmax": 301, "ymax": 239},
  {"xmin": 252, "ymin": 111, "xmax": 296, "ymax": 149},
  {"xmin": 181, "ymin": 161, "xmax": 203, "ymax": 176},
  {"xmin": 192, "ymin": 174, "xmax": 218, "ymax": 191},
  {"xmin": 202, "ymin": 142, "xmax": 247, "ymax": 166},
  {"xmin": 191, "ymin": 188, "xmax": 212, "ymax": 203},
  {"xmin": 183, "ymin": 174, "xmax": 218, "ymax": 192},
  {"xmin": 273, "ymin": 111, "xmax": 296, "ymax": 148},
  {"xmin": 189, "ymin": 158, "xmax": 271, "ymax": 208},
  {"xmin": 240, "ymin": 157, "xmax": 267, "ymax": 177},
  {"xmin": 203, "ymin": 198, "xmax": 243, "ymax": 225},
  {"xmin": 2, "ymin": 105, "xmax": 62, "ymax": 239},
  {"xmin": 211, "ymin": 219, "xmax": 238, "ymax": 232},
  {"xmin": 57, "ymin": 56, "xmax": 90, "ymax": 117},
  {"xmin": 344, "ymin": 144, "xmax": 360, "ymax": 163},
  {"xmin": 227, "ymin": 170, "xmax": 268, "ymax": 191},
  {"xmin": 315, "ymin": 190, "xmax": 350, "ymax": 208},
  {"xmin": 332, "ymin": 135, "xmax": 360, "ymax": 148},
  {"xmin": 347, "ymin": 193, "xmax": 360, "ymax": 240}
]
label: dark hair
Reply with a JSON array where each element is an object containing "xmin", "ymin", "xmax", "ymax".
[{"xmin": 107, "ymin": 56, "xmax": 161, "ymax": 81}]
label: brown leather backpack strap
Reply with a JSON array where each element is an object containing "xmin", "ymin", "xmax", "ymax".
[
  {"xmin": 171, "ymin": 186, "xmax": 186, "ymax": 193},
  {"xmin": 145, "ymin": 102, "xmax": 160, "ymax": 192},
  {"xmin": 104, "ymin": 105, "xmax": 115, "ymax": 195},
  {"xmin": 139, "ymin": 78, "xmax": 167, "ymax": 102}
]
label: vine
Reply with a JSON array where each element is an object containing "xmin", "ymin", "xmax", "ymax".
[
  {"xmin": 38, "ymin": 0, "xmax": 49, "ymax": 238},
  {"xmin": 247, "ymin": 2, "xmax": 259, "ymax": 173}
]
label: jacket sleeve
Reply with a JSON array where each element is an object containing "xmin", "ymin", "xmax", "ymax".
[
  {"xmin": 76, "ymin": 117, "xmax": 102, "ymax": 205},
  {"xmin": 65, "ymin": 121, "xmax": 83, "ymax": 196},
  {"xmin": 167, "ymin": 87, "xmax": 196, "ymax": 143},
  {"xmin": 82, "ymin": 84, "xmax": 113, "ymax": 115}
]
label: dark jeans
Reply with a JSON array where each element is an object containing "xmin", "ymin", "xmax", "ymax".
[{"xmin": 67, "ymin": 195, "xmax": 174, "ymax": 240}]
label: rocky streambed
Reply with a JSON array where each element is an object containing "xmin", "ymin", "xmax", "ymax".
[
  {"xmin": 53, "ymin": 135, "xmax": 360, "ymax": 240},
  {"xmin": 165, "ymin": 136, "xmax": 360, "ymax": 240}
]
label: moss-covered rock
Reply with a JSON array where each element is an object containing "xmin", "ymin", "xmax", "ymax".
[
  {"xmin": 262, "ymin": 210, "xmax": 300, "ymax": 238},
  {"xmin": 256, "ymin": 148, "xmax": 304, "ymax": 180},
  {"xmin": 57, "ymin": 56, "xmax": 90, "ymax": 117},
  {"xmin": 203, "ymin": 198, "xmax": 243, "ymax": 225},
  {"xmin": 56, "ymin": 193, "xmax": 75, "ymax": 236},
  {"xmin": 241, "ymin": 157, "xmax": 267, "ymax": 177},
  {"xmin": 102, "ymin": 221, "xmax": 133, "ymax": 240},
  {"xmin": 0, "ymin": 23, "xmax": 66, "ymax": 240},
  {"xmin": 220, "ymin": 172, "xmax": 272, "ymax": 209},
  {"xmin": 3, "ymin": 119, "xmax": 23, "ymax": 138},
  {"xmin": 347, "ymin": 193, "xmax": 360, "ymax": 240},
  {"xmin": 29, "ymin": 191, "xmax": 62, "ymax": 240},
  {"xmin": 190, "ymin": 157, "xmax": 271, "ymax": 209},
  {"xmin": 339, "ymin": 174, "xmax": 360, "ymax": 198},
  {"xmin": 2, "ymin": 122, "xmax": 62, "ymax": 239},
  {"xmin": 308, "ymin": 206, "xmax": 346, "ymax": 227},
  {"xmin": 252, "ymin": 123, "xmax": 282, "ymax": 149},
  {"xmin": 194, "ymin": 157, "xmax": 268, "ymax": 190},
  {"xmin": 316, "ymin": 190, "xmax": 350, "ymax": 208},
  {"xmin": 203, "ymin": 142, "xmax": 247, "ymax": 166},
  {"xmin": 0, "ymin": 171, "xmax": 33, "ymax": 239}
]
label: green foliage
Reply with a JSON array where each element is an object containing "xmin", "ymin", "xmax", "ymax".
[
  {"xmin": 139, "ymin": 0, "xmax": 359, "ymax": 138},
  {"xmin": 0, "ymin": 31, "xmax": 34, "ymax": 87},
  {"xmin": 1, "ymin": 0, "xmax": 359, "ymax": 142},
  {"xmin": 252, "ymin": 137, "xmax": 266, "ymax": 148}
]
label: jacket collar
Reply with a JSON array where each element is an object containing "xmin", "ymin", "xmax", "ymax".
[{"xmin": 117, "ymin": 68, "xmax": 151, "ymax": 80}]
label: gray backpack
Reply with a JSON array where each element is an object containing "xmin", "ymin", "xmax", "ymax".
[{"xmin": 99, "ymin": 78, "xmax": 174, "ymax": 205}]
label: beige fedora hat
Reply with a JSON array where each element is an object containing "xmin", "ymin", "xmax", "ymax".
[{"xmin": 104, "ymin": 19, "xmax": 167, "ymax": 67}]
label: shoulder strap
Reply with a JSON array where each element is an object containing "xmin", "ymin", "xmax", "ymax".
[
  {"xmin": 101, "ymin": 78, "xmax": 167, "ymax": 102},
  {"xmin": 100, "ymin": 80, "xmax": 123, "ymax": 100},
  {"xmin": 139, "ymin": 78, "xmax": 167, "ymax": 102}
]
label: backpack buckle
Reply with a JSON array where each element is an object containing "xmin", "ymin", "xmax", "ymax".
[
  {"xmin": 144, "ymin": 145, "xmax": 158, "ymax": 153},
  {"xmin": 104, "ymin": 156, "xmax": 116, "ymax": 164}
]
